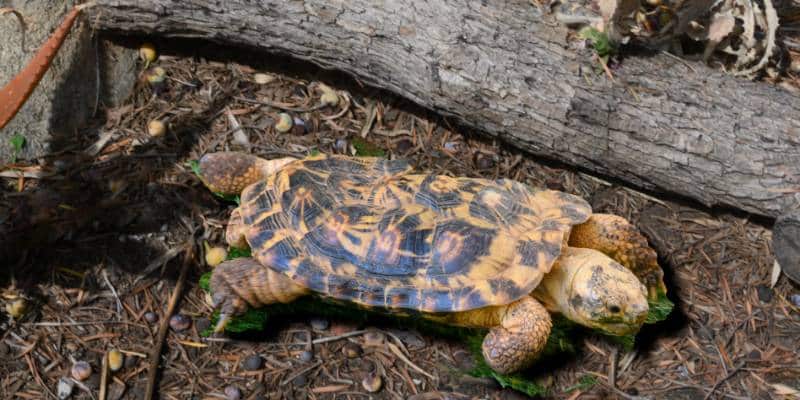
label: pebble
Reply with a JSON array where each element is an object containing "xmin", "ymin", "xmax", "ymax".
[
  {"xmin": 475, "ymin": 153, "xmax": 495, "ymax": 169},
  {"xmin": 70, "ymin": 361, "xmax": 92, "ymax": 381},
  {"xmin": 169, "ymin": 314, "xmax": 192, "ymax": 332},
  {"xmin": 292, "ymin": 373, "xmax": 308, "ymax": 386},
  {"xmin": 143, "ymin": 312, "xmax": 159, "ymax": 324},
  {"xmin": 298, "ymin": 350, "xmax": 314, "ymax": 363},
  {"xmin": 790, "ymin": 294, "xmax": 800, "ymax": 307},
  {"xmin": 57, "ymin": 376, "xmax": 74, "ymax": 399},
  {"xmin": 310, "ymin": 318, "xmax": 329, "ymax": 331},
  {"xmin": 756, "ymin": 285, "xmax": 773, "ymax": 303},
  {"xmin": 334, "ymin": 139, "xmax": 349, "ymax": 154},
  {"xmin": 243, "ymin": 354, "xmax": 263, "ymax": 371},
  {"xmin": 342, "ymin": 342, "xmax": 362, "ymax": 358},
  {"xmin": 394, "ymin": 138, "xmax": 414, "ymax": 153},
  {"xmin": 223, "ymin": 385, "xmax": 241, "ymax": 400},
  {"xmin": 361, "ymin": 372, "xmax": 383, "ymax": 393}
]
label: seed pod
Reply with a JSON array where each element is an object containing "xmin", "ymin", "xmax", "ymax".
[
  {"xmin": 254, "ymin": 73, "xmax": 275, "ymax": 85},
  {"xmin": 139, "ymin": 43, "xmax": 158, "ymax": 66},
  {"xmin": 147, "ymin": 119, "xmax": 166, "ymax": 137},
  {"xmin": 146, "ymin": 67, "xmax": 166, "ymax": 85},
  {"xmin": 5, "ymin": 298, "xmax": 26, "ymax": 319},
  {"xmin": 342, "ymin": 342, "xmax": 362, "ymax": 359},
  {"xmin": 318, "ymin": 83, "xmax": 339, "ymax": 107},
  {"xmin": 362, "ymin": 372, "xmax": 382, "ymax": 393},
  {"xmin": 274, "ymin": 113, "xmax": 293, "ymax": 133},
  {"xmin": 107, "ymin": 349, "xmax": 124, "ymax": 372},
  {"xmin": 71, "ymin": 361, "xmax": 92, "ymax": 381},
  {"xmin": 204, "ymin": 242, "xmax": 227, "ymax": 267}
]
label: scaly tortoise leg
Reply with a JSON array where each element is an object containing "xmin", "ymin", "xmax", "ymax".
[
  {"xmin": 569, "ymin": 214, "xmax": 667, "ymax": 299},
  {"xmin": 210, "ymin": 257, "xmax": 308, "ymax": 332},
  {"xmin": 480, "ymin": 296, "xmax": 552, "ymax": 374}
]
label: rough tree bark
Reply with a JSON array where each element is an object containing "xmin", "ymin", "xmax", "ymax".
[{"xmin": 89, "ymin": 0, "xmax": 800, "ymax": 218}]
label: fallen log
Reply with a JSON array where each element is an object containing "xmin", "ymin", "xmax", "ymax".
[{"xmin": 89, "ymin": 0, "xmax": 800, "ymax": 218}]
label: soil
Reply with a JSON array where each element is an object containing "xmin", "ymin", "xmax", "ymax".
[{"xmin": 0, "ymin": 41, "xmax": 798, "ymax": 400}]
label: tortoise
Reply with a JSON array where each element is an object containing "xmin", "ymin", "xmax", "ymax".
[{"xmin": 197, "ymin": 151, "xmax": 666, "ymax": 374}]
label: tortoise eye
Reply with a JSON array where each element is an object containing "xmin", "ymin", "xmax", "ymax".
[{"xmin": 608, "ymin": 304, "xmax": 622, "ymax": 314}]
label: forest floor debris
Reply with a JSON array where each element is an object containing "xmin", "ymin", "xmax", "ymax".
[{"xmin": 0, "ymin": 42, "xmax": 798, "ymax": 399}]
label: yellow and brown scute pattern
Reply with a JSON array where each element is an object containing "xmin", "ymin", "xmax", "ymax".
[{"xmin": 237, "ymin": 154, "xmax": 592, "ymax": 312}]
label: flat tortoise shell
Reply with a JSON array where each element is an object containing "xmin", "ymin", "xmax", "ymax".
[{"xmin": 232, "ymin": 153, "xmax": 592, "ymax": 313}]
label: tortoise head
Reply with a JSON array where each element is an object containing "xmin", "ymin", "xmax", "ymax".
[
  {"xmin": 538, "ymin": 248, "xmax": 648, "ymax": 336},
  {"xmin": 197, "ymin": 152, "xmax": 297, "ymax": 196}
]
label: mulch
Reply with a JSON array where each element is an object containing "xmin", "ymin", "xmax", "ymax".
[{"xmin": 0, "ymin": 38, "xmax": 798, "ymax": 400}]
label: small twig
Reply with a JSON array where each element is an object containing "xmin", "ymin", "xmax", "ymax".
[
  {"xmin": 703, "ymin": 363, "xmax": 745, "ymax": 400},
  {"xmin": 311, "ymin": 330, "xmax": 367, "ymax": 344},
  {"xmin": 143, "ymin": 245, "xmax": 194, "ymax": 400},
  {"xmin": 99, "ymin": 351, "xmax": 109, "ymax": 400},
  {"xmin": 26, "ymin": 320, "xmax": 141, "ymax": 327},
  {"xmin": 648, "ymin": 371, "xmax": 750, "ymax": 400},
  {"xmin": 234, "ymin": 96, "xmax": 326, "ymax": 113},
  {"xmin": 101, "ymin": 269, "xmax": 123, "ymax": 318},
  {"xmin": 387, "ymin": 342, "xmax": 436, "ymax": 380},
  {"xmin": 279, "ymin": 360, "xmax": 323, "ymax": 385},
  {"xmin": 134, "ymin": 245, "xmax": 187, "ymax": 284},
  {"xmin": 609, "ymin": 348, "xmax": 618, "ymax": 389}
]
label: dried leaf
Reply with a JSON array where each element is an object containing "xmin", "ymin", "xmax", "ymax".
[
  {"xmin": 771, "ymin": 383, "xmax": 800, "ymax": 397},
  {"xmin": 770, "ymin": 260, "xmax": 781, "ymax": 288}
]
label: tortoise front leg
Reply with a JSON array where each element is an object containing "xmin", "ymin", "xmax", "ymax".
[
  {"xmin": 569, "ymin": 214, "xmax": 667, "ymax": 299},
  {"xmin": 481, "ymin": 297, "xmax": 552, "ymax": 374},
  {"xmin": 210, "ymin": 258, "xmax": 308, "ymax": 332}
]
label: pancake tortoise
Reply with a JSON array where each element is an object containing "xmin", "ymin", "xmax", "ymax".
[{"xmin": 198, "ymin": 151, "xmax": 667, "ymax": 374}]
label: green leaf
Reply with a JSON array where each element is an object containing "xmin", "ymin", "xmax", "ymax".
[
  {"xmin": 578, "ymin": 27, "xmax": 615, "ymax": 58},
  {"xmin": 187, "ymin": 159, "xmax": 201, "ymax": 176},
  {"xmin": 9, "ymin": 134, "xmax": 25, "ymax": 162},
  {"xmin": 646, "ymin": 291, "xmax": 674, "ymax": 325}
]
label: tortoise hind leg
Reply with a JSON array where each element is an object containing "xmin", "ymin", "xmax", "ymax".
[
  {"xmin": 198, "ymin": 152, "xmax": 296, "ymax": 195},
  {"xmin": 480, "ymin": 297, "xmax": 552, "ymax": 374},
  {"xmin": 568, "ymin": 214, "xmax": 666, "ymax": 299},
  {"xmin": 210, "ymin": 258, "xmax": 308, "ymax": 332}
]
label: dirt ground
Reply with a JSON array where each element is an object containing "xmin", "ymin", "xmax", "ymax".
[{"xmin": 1, "ymin": 40, "xmax": 799, "ymax": 400}]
